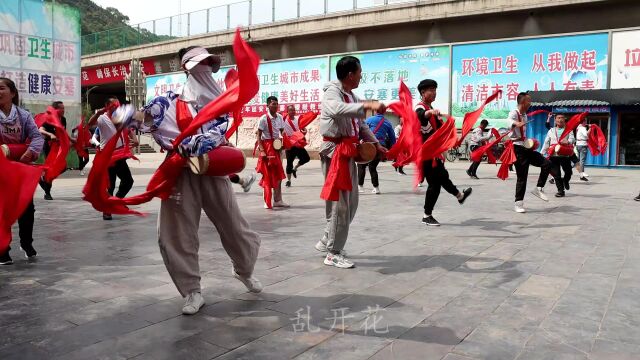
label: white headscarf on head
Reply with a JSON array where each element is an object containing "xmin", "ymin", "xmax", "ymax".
[{"xmin": 180, "ymin": 63, "xmax": 223, "ymax": 109}]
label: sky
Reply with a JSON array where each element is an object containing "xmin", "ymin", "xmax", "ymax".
[{"xmin": 92, "ymin": 0, "xmax": 241, "ymax": 25}]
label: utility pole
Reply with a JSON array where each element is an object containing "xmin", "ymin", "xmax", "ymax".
[{"xmin": 124, "ymin": 59, "xmax": 146, "ymax": 154}]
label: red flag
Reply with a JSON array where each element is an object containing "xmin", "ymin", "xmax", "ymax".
[
  {"xmin": 559, "ymin": 112, "xmax": 588, "ymax": 142},
  {"xmin": 497, "ymin": 140, "xmax": 516, "ymax": 180},
  {"xmin": 0, "ymin": 152, "xmax": 43, "ymax": 253},
  {"xmin": 587, "ymin": 124, "xmax": 607, "ymax": 156},
  {"xmin": 456, "ymin": 90, "xmax": 501, "ymax": 147},
  {"xmin": 83, "ymin": 29, "xmax": 260, "ymax": 215},
  {"xmin": 387, "ymin": 80, "xmax": 423, "ymax": 187},
  {"xmin": 35, "ymin": 106, "xmax": 71, "ymax": 183},
  {"xmin": 420, "ymin": 116, "xmax": 457, "ymax": 163}
]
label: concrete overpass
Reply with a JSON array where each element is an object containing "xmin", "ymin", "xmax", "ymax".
[{"xmin": 81, "ymin": 0, "xmax": 640, "ymax": 71}]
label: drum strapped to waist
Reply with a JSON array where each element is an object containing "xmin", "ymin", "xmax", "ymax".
[
  {"xmin": 0, "ymin": 144, "xmax": 29, "ymax": 161},
  {"xmin": 355, "ymin": 142, "xmax": 377, "ymax": 164},
  {"xmin": 188, "ymin": 146, "xmax": 246, "ymax": 177},
  {"xmin": 522, "ymin": 138, "xmax": 540, "ymax": 150},
  {"xmin": 553, "ymin": 144, "xmax": 575, "ymax": 157},
  {"xmin": 272, "ymin": 138, "xmax": 283, "ymax": 151}
]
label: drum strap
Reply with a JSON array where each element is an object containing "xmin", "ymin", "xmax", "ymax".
[
  {"xmin": 266, "ymin": 113, "xmax": 276, "ymax": 139},
  {"xmin": 516, "ymin": 110, "xmax": 526, "ymax": 141},
  {"xmin": 286, "ymin": 116, "xmax": 298, "ymax": 132},
  {"xmin": 342, "ymin": 93, "xmax": 359, "ymax": 137}
]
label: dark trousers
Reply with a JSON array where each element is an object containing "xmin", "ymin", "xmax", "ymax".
[
  {"xmin": 285, "ymin": 146, "xmax": 310, "ymax": 174},
  {"xmin": 78, "ymin": 154, "xmax": 90, "ymax": 171},
  {"xmin": 514, "ymin": 145, "xmax": 552, "ymax": 202},
  {"xmin": 550, "ymin": 156, "xmax": 573, "ymax": 193},
  {"xmin": 467, "ymin": 145, "xmax": 481, "ymax": 175},
  {"xmin": 357, "ymin": 158, "xmax": 381, "ymax": 187},
  {"xmin": 3, "ymin": 201, "xmax": 35, "ymax": 255},
  {"xmin": 108, "ymin": 159, "xmax": 134, "ymax": 198},
  {"xmin": 423, "ymin": 159, "xmax": 459, "ymax": 215}
]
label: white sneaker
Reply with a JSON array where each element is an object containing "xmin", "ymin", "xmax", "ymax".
[
  {"xmin": 372, "ymin": 187, "xmax": 380, "ymax": 194},
  {"xmin": 514, "ymin": 201, "xmax": 526, "ymax": 213},
  {"xmin": 233, "ymin": 270, "xmax": 263, "ymax": 293},
  {"xmin": 582, "ymin": 172, "xmax": 589, "ymax": 178},
  {"xmin": 273, "ymin": 200, "xmax": 290, "ymax": 208},
  {"xmin": 242, "ymin": 173, "xmax": 256, "ymax": 192},
  {"xmin": 80, "ymin": 169, "xmax": 86, "ymax": 176},
  {"xmin": 324, "ymin": 252, "xmax": 354, "ymax": 268},
  {"xmin": 315, "ymin": 240, "xmax": 328, "ymax": 252},
  {"xmin": 531, "ymin": 187, "xmax": 549, "ymax": 202},
  {"xmin": 358, "ymin": 185, "xmax": 365, "ymax": 193},
  {"xmin": 182, "ymin": 291, "xmax": 205, "ymax": 315},
  {"xmin": 417, "ymin": 182, "xmax": 423, "ymax": 187},
  {"xmin": 264, "ymin": 203, "xmax": 270, "ymax": 209}
]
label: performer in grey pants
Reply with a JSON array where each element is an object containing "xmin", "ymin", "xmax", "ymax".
[
  {"xmin": 158, "ymin": 170, "xmax": 261, "ymax": 298},
  {"xmin": 315, "ymin": 55, "xmax": 386, "ymax": 269},
  {"xmin": 142, "ymin": 45, "xmax": 263, "ymax": 315},
  {"xmin": 320, "ymin": 155, "xmax": 359, "ymax": 256}
]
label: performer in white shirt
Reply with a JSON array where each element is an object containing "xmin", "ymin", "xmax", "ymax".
[{"xmin": 466, "ymin": 119, "xmax": 493, "ymax": 179}]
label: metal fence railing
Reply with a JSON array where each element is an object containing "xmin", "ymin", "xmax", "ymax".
[{"xmin": 82, "ymin": 0, "xmax": 417, "ymax": 55}]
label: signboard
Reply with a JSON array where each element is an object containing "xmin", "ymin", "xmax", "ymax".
[
  {"xmin": 452, "ymin": 33, "xmax": 608, "ymax": 128},
  {"xmin": 82, "ymin": 60, "xmax": 156, "ymax": 86},
  {"xmin": 611, "ymin": 29, "xmax": 640, "ymax": 89},
  {"xmin": 0, "ymin": 0, "xmax": 81, "ymax": 103},
  {"xmin": 248, "ymin": 56, "xmax": 329, "ymax": 117},
  {"xmin": 145, "ymin": 67, "xmax": 231, "ymax": 105},
  {"xmin": 146, "ymin": 57, "xmax": 329, "ymax": 117},
  {"xmin": 553, "ymin": 106, "xmax": 610, "ymax": 114},
  {"xmin": 329, "ymin": 46, "xmax": 451, "ymax": 112}
]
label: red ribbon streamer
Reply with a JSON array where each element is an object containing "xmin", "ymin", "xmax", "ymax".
[
  {"xmin": 497, "ymin": 140, "xmax": 516, "ymax": 180},
  {"xmin": 34, "ymin": 106, "xmax": 71, "ymax": 183},
  {"xmin": 387, "ymin": 80, "xmax": 423, "ymax": 187},
  {"xmin": 0, "ymin": 152, "xmax": 43, "ymax": 253},
  {"xmin": 420, "ymin": 116, "xmax": 458, "ymax": 165},
  {"xmin": 559, "ymin": 112, "xmax": 588, "ymax": 142},
  {"xmin": 73, "ymin": 120, "xmax": 92, "ymax": 158},
  {"xmin": 456, "ymin": 90, "xmax": 502, "ymax": 147},
  {"xmin": 587, "ymin": 124, "xmax": 607, "ymax": 156}
]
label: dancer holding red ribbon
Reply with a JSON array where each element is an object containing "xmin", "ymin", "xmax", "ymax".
[
  {"xmin": 416, "ymin": 79, "xmax": 472, "ymax": 227},
  {"xmin": 316, "ymin": 56, "xmax": 386, "ymax": 269},
  {"xmin": 256, "ymin": 96, "xmax": 288, "ymax": 209},
  {"xmin": 0, "ymin": 77, "xmax": 44, "ymax": 265},
  {"xmin": 134, "ymin": 42, "xmax": 262, "ymax": 315},
  {"xmin": 283, "ymin": 105, "xmax": 311, "ymax": 188},
  {"xmin": 37, "ymin": 101, "xmax": 67, "ymax": 200},
  {"xmin": 507, "ymin": 92, "xmax": 553, "ymax": 213},
  {"xmin": 466, "ymin": 119, "xmax": 494, "ymax": 179},
  {"xmin": 541, "ymin": 114, "xmax": 576, "ymax": 198},
  {"xmin": 87, "ymin": 97, "xmax": 137, "ymax": 220}
]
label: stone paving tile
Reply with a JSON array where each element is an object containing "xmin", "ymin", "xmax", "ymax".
[
  {"xmin": 2, "ymin": 156, "xmax": 639, "ymax": 359},
  {"xmin": 590, "ymin": 338, "xmax": 640, "ymax": 360}
]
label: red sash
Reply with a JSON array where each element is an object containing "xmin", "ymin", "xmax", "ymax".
[{"xmin": 320, "ymin": 136, "xmax": 358, "ymax": 201}]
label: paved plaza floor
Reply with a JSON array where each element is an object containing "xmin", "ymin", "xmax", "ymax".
[{"xmin": 2, "ymin": 153, "xmax": 640, "ymax": 360}]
